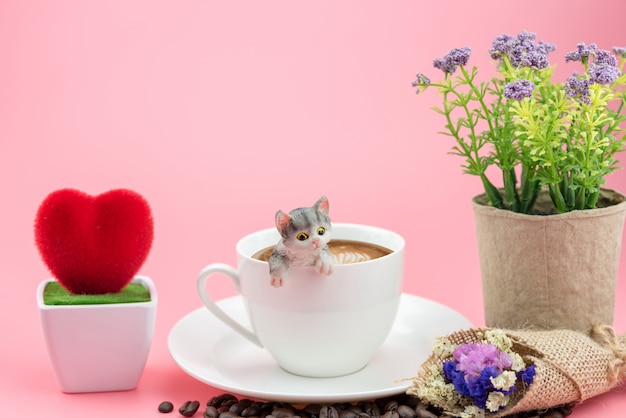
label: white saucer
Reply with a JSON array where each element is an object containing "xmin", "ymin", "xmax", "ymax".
[{"xmin": 168, "ymin": 293, "xmax": 473, "ymax": 403}]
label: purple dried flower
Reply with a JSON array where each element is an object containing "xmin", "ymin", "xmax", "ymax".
[
  {"xmin": 593, "ymin": 49, "xmax": 617, "ymax": 66},
  {"xmin": 516, "ymin": 31, "xmax": 536, "ymax": 44},
  {"xmin": 443, "ymin": 361, "xmax": 471, "ymax": 396},
  {"xmin": 412, "ymin": 73, "xmax": 431, "ymax": 94},
  {"xmin": 518, "ymin": 364, "xmax": 536, "ymax": 385},
  {"xmin": 565, "ymin": 42, "xmax": 597, "ymax": 63},
  {"xmin": 613, "ymin": 46, "xmax": 626, "ymax": 58},
  {"xmin": 453, "ymin": 343, "xmax": 512, "ymax": 379},
  {"xmin": 489, "ymin": 33, "xmax": 515, "ymax": 60},
  {"xmin": 412, "ymin": 73, "xmax": 431, "ymax": 87},
  {"xmin": 433, "ymin": 46, "xmax": 471, "ymax": 75},
  {"xmin": 503, "ymin": 79, "xmax": 535, "ymax": 101},
  {"xmin": 490, "ymin": 31, "xmax": 552, "ymax": 69},
  {"xmin": 521, "ymin": 50, "xmax": 550, "ymax": 69},
  {"xmin": 565, "ymin": 75, "xmax": 591, "ymax": 104},
  {"xmin": 466, "ymin": 367, "xmax": 498, "ymax": 409},
  {"xmin": 589, "ymin": 63, "xmax": 622, "ymax": 85},
  {"xmin": 442, "ymin": 341, "xmax": 537, "ymax": 413},
  {"xmin": 536, "ymin": 41, "xmax": 557, "ymax": 55}
]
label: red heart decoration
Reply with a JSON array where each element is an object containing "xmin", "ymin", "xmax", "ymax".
[{"xmin": 35, "ymin": 189, "xmax": 154, "ymax": 294}]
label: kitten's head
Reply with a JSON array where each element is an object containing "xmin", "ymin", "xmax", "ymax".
[{"xmin": 275, "ymin": 196, "xmax": 332, "ymax": 252}]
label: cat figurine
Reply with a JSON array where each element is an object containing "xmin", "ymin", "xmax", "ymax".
[{"xmin": 268, "ymin": 196, "xmax": 334, "ymax": 287}]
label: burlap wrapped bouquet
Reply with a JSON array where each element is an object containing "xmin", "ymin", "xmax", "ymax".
[{"xmin": 408, "ymin": 325, "xmax": 626, "ymax": 417}]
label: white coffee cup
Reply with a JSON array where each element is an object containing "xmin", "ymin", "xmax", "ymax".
[{"xmin": 196, "ymin": 223, "xmax": 405, "ymax": 377}]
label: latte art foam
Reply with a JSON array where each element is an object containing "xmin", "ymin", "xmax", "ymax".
[
  {"xmin": 331, "ymin": 251, "xmax": 372, "ymax": 264},
  {"xmin": 252, "ymin": 239, "xmax": 392, "ymax": 264}
]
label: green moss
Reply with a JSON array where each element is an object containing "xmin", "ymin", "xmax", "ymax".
[{"xmin": 43, "ymin": 281, "xmax": 151, "ymax": 306}]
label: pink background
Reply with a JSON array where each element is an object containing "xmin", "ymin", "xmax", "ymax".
[{"xmin": 2, "ymin": 1, "xmax": 626, "ymax": 416}]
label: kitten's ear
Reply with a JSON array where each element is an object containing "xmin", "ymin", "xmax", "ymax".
[
  {"xmin": 275, "ymin": 210, "xmax": 291, "ymax": 232},
  {"xmin": 315, "ymin": 196, "xmax": 329, "ymax": 214}
]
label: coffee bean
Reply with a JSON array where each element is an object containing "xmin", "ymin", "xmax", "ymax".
[
  {"xmin": 381, "ymin": 411, "xmax": 399, "ymax": 418},
  {"xmin": 220, "ymin": 412, "xmax": 243, "ymax": 418},
  {"xmin": 158, "ymin": 401, "xmax": 174, "ymax": 413},
  {"xmin": 262, "ymin": 402, "xmax": 284, "ymax": 413},
  {"xmin": 383, "ymin": 401, "xmax": 398, "ymax": 412},
  {"xmin": 357, "ymin": 401, "xmax": 380, "ymax": 418},
  {"xmin": 230, "ymin": 400, "xmax": 254, "ymax": 415},
  {"xmin": 303, "ymin": 404, "xmax": 322, "ymax": 416},
  {"xmin": 272, "ymin": 407, "xmax": 296, "ymax": 418},
  {"xmin": 242, "ymin": 403, "xmax": 262, "ymax": 417},
  {"xmin": 334, "ymin": 403, "xmax": 354, "ymax": 411},
  {"xmin": 223, "ymin": 400, "xmax": 238, "ymax": 409},
  {"xmin": 402, "ymin": 397, "xmax": 420, "ymax": 410},
  {"xmin": 204, "ymin": 406, "xmax": 219, "ymax": 418},
  {"xmin": 415, "ymin": 409, "xmax": 437, "ymax": 418},
  {"xmin": 209, "ymin": 394, "xmax": 239, "ymax": 407},
  {"xmin": 396, "ymin": 405, "xmax": 417, "ymax": 418},
  {"xmin": 179, "ymin": 400, "xmax": 201, "ymax": 417},
  {"xmin": 319, "ymin": 406, "xmax": 340, "ymax": 418},
  {"xmin": 338, "ymin": 409, "xmax": 358, "ymax": 418}
]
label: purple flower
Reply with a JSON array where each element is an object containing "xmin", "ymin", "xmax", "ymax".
[
  {"xmin": 565, "ymin": 75, "xmax": 591, "ymax": 104},
  {"xmin": 411, "ymin": 73, "xmax": 431, "ymax": 94},
  {"xmin": 518, "ymin": 364, "xmax": 536, "ymax": 385},
  {"xmin": 536, "ymin": 40, "xmax": 557, "ymax": 56},
  {"xmin": 504, "ymin": 79, "xmax": 535, "ymax": 101},
  {"xmin": 453, "ymin": 343, "xmax": 513, "ymax": 379},
  {"xmin": 443, "ymin": 361, "xmax": 471, "ymax": 397},
  {"xmin": 489, "ymin": 33, "xmax": 516, "ymax": 60},
  {"xmin": 490, "ymin": 31, "xmax": 553, "ymax": 69},
  {"xmin": 514, "ymin": 30, "xmax": 538, "ymax": 51},
  {"xmin": 520, "ymin": 50, "xmax": 550, "ymax": 69},
  {"xmin": 589, "ymin": 63, "xmax": 622, "ymax": 85},
  {"xmin": 433, "ymin": 46, "xmax": 471, "ymax": 75},
  {"xmin": 565, "ymin": 42, "xmax": 597, "ymax": 63},
  {"xmin": 613, "ymin": 46, "xmax": 626, "ymax": 58},
  {"xmin": 593, "ymin": 49, "xmax": 618, "ymax": 66},
  {"xmin": 466, "ymin": 367, "xmax": 498, "ymax": 409},
  {"xmin": 442, "ymin": 342, "xmax": 535, "ymax": 412},
  {"xmin": 567, "ymin": 44, "xmax": 622, "ymax": 85}
]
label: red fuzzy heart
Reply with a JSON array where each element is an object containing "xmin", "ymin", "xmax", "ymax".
[{"xmin": 35, "ymin": 189, "xmax": 154, "ymax": 294}]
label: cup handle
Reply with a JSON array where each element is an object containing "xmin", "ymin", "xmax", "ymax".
[{"xmin": 196, "ymin": 263, "xmax": 262, "ymax": 347}]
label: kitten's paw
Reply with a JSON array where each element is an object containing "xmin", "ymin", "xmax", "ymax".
[
  {"xmin": 316, "ymin": 259, "xmax": 333, "ymax": 275},
  {"xmin": 323, "ymin": 264, "xmax": 333, "ymax": 275},
  {"xmin": 270, "ymin": 276, "xmax": 283, "ymax": 287}
]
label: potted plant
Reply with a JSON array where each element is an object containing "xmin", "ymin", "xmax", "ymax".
[
  {"xmin": 412, "ymin": 31, "xmax": 626, "ymax": 333},
  {"xmin": 35, "ymin": 188, "xmax": 156, "ymax": 393}
]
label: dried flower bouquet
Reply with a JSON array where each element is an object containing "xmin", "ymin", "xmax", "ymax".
[{"xmin": 408, "ymin": 326, "xmax": 626, "ymax": 417}]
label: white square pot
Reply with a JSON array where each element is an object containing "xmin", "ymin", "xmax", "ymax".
[{"xmin": 37, "ymin": 275, "xmax": 157, "ymax": 393}]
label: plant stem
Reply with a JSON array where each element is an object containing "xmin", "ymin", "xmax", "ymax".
[
  {"xmin": 503, "ymin": 168, "xmax": 520, "ymax": 211},
  {"xmin": 481, "ymin": 174, "xmax": 504, "ymax": 209},
  {"xmin": 587, "ymin": 189, "xmax": 600, "ymax": 208},
  {"xmin": 460, "ymin": 66, "xmax": 496, "ymax": 136},
  {"xmin": 548, "ymin": 183, "xmax": 567, "ymax": 213},
  {"xmin": 575, "ymin": 187, "xmax": 586, "ymax": 210},
  {"xmin": 520, "ymin": 164, "xmax": 539, "ymax": 213}
]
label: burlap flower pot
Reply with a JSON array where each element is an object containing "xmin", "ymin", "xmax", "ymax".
[{"xmin": 472, "ymin": 188, "xmax": 626, "ymax": 334}]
